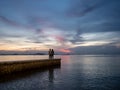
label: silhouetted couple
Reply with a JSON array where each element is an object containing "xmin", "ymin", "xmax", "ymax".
[{"xmin": 49, "ymin": 49, "xmax": 54, "ymax": 59}]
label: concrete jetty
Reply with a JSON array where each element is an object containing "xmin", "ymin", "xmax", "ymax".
[{"xmin": 0, "ymin": 58, "xmax": 61, "ymax": 75}]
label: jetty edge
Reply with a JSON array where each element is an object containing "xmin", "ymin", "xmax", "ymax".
[{"xmin": 0, "ymin": 58, "xmax": 61, "ymax": 75}]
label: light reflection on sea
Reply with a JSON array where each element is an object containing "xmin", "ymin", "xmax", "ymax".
[
  {"xmin": 0, "ymin": 55, "xmax": 120, "ymax": 90},
  {"xmin": 0, "ymin": 55, "xmax": 51, "ymax": 62}
]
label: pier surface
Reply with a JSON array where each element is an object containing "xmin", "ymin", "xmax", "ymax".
[{"xmin": 0, "ymin": 58, "xmax": 61, "ymax": 75}]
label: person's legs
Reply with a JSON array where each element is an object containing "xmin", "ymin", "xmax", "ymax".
[
  {"xmin": 49, "ymin": 55, "xmax": 51, "ymax": 59},
  {"xmin": 52, "ymin": 55, "xmax": 54, "ymax": 59}
]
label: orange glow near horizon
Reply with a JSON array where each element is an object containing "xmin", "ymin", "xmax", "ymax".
[
  {"xmin": 59, "ymin": 49, "xmax": 71, "ymax": 53},
  {"xmin": 0, "ymin": 44, "xmax": 49, "ymax": 51}
]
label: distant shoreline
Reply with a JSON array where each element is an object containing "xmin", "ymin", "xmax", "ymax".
[
  {"xmin": 0, "ymin": 54, "xmax": 120, "ymax": 55},
  {"xmin": 0, "ymin": 53, "xmax": 46, "ymax": 55}
]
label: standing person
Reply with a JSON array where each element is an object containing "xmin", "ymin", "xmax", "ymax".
[
  {"xmin": 48, "ymin": 49, "xmax": 52, "ymax": 59},
  {"xmin": 51, "ymin": 49, "xmax": 54, "ymax": 59}
]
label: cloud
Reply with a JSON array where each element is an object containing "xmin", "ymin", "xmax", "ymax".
[
  {"xmin": 67, "ymin": 0, "xmax": 115, "ymax": 17},
  {"xmin": 0, "ymin": 15, "xmax": 22, "ymax": 27},
  {"xmin": 65, "ymin": 0, "xmax": 120, "ymax": 36},
  {"xmin": 0, "ymin": 29, "xmax": 27, "ymax": 40},
  {"xmin": 59, "ymin": 48, "xmax": 71, "ymax": 53},
  {"xmin": 26, "ymin": 16, "xmax": 48, "ymax": 28},
  {"xmin": 80, "ymin": 21, "xmax": 120, "ymax": 33},
  {"xmin": 0, "ymin": 0, "xmax": 120, "ymax": 53},
  {"xmin": 70, "ymin": 45, "xmax": 120, "ymax": 54}
]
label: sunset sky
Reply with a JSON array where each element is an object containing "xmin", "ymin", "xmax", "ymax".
[{"xmin": 0, "ymin": 0, "xmax": 120, "ymax": 54}]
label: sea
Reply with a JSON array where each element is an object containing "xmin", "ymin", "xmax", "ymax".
[{"xmin": 0, "ymin": 55, "xmax": 120, "ymax": 90}]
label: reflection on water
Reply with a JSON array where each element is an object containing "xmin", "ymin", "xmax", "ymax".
[
  {"xmin": 0, "ymin": 55, "xmax": 50, "ymax": 62},
  {"xmin": 0, "ymin": 55, "xmax": 120, "ymax": 90},
  {"xmin": 49, "ymin": 68, "xmax": 54, "ymax": 83},
  {"xmin": 0, "ymin": 65, "xmax": 60, "ymax": 83}
]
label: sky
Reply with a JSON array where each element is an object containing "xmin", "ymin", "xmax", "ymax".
[{"xmin": 0, "ymin": 0, "xmax": 120, "ymax": 54}]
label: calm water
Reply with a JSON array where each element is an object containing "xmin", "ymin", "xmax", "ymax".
[{"xmin": 0, "ymin": 55, "xmax": 120, "ymax": 90}]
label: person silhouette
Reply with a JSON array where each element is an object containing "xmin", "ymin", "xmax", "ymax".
[
  {"xmin": 51, "ymin": 49, "xmax": 54, "ymax": 59},
  {"xmin": 48, "ymin": 49, "xmax": 52, "ymax": 59}
]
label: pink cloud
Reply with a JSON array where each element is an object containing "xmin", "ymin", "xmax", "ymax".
[
  {"xmin": 54, "ymin": 35, "xmax": 64, "ymax": 43},
  {"xmin": 59, "ymin": 48, "xmax": 71, "ymax": 53}
]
